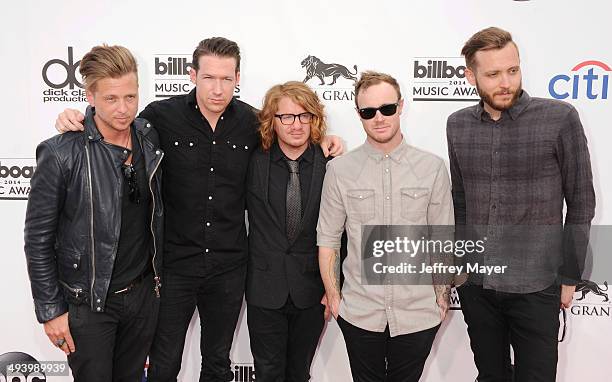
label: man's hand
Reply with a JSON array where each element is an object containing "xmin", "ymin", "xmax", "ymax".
[
  {"xmin": 43, "ymin": 312, "xmax": 75, "ymax": 355},
  {"xmin": 321, "ymin": 135, "xmax": 345, "ymax": 157},
  {"xmin": 434, "ymin": 285, "xmax": 451, "ymax": 322},
  {"xmin": 561, "ymin": 284, "xmax": 576, "ymax": 309},
  {"xmin": 325, "ymin": 292, "xmax": 341, "ymax": 320},
  {"xmin": 321, "ymin": 294, "xmax": 331, "ymax": 320},
  {"xmin": 55, "ymin": 109, "xmax": 85, "ymax": 133}
]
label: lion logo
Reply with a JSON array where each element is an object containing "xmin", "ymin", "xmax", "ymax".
[
  {"xmin": 301, "ymin": 55, "xmax": 358, "ymax": 86},
  {"xmin": 575, "ymin": 280, "xmax": 609, "ymax": 302}
]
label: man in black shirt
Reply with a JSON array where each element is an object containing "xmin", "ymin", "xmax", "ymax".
[
  {"xmin": 245, "ymin": 82, "xmax": 332, "ymax": 381},
  {"xmin": 56, "ymin": 37, "xmax": 343, "ymax": 381},
  {"xmin": 25, "ymin": 45, "xmax": 164, "ymax": 382}
]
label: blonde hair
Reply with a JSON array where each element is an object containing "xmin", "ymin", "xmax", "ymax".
[
  {"xmin": 79, "ymin": 44, "xmax": 138, "ymax": 90},
  {"xmin": 354, "ymin": 71, "xmax": 402, "ymax": 108},
  {"xmin": 258, "ymin": 81, "xmax": 327, "ymax": 151}
]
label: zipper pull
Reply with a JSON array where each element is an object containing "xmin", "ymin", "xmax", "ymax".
[{"xmin": 154, "ymin": 276, "xmax": 162, "ymax": 298}]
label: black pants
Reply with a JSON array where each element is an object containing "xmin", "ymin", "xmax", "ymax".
[
  {"xmin": 337, "ymin": 316, "xmax": 439, "ymax": 382},
  {"xmin": 147, "ymin": 265, "xmax": 246, "ymax": 382},
  {"xmin": 457, "ymin": 284, "xmax": 561, "ymax": 382},
  {"xmin": 247, "ymin": 297, "xmax": 325, "ymax": 382},
  {"xmin": 67, "ymin": 274, "xmax": 159, "ymax": 382}
]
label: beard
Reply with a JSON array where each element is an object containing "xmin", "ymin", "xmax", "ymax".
[{"xmin": 476, "ymin": 81, "xmax": 522, "ymax": 112}]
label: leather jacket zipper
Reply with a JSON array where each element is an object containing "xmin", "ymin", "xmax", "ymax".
[
  {"xmin": 149, "ymin": 150, "xmax": 164, "ymax": 297},
  {"xmin": 84, "ymin": 143, "xmax": 96, "ymax": 306}
]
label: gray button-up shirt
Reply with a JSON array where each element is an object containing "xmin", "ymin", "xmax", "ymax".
[
  {"xmin": 317, "ymin": 139, "xmax": 454, "ymax": 336},
  {"xmin": 446, "ymin": 91, "xmax": 596, "ymax": 293}
]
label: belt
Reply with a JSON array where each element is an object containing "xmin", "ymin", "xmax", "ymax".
[{"xmin": 113, "ymin": 269, "xmax": 152, "ymax": 295}]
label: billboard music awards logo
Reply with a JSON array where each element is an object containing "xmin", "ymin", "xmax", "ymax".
[
  {"xmin": 41, "ymin": 47, "xmax": 86, "ymax": 103},
  {"xmin": 411, "ymin": 57, "xmax": 479, "ymax": 102},
  {"xmin": 0, "ymin": 158, "xmax": 36, "ymax": 200},
  {"xmin": 153, "ymin": 54, "xmax": 240, "ymax": 99},
  {"xmin": 0, "ymin": 352, "xmax": 46, "ymax": 381},
  {"xmin": 549, "ymin": 60, "xmax": 610, "ymax": 100},
  {"xmin": 570, "ymin": 279, "xmax": 611, "ymax": 318},
  {"xmin": 230, "ymin": 363, "xmax": 255, "ymax": 382},
  {"xmin": 300, "ymin": 55, "xmax": 358, "ymax": 102}
]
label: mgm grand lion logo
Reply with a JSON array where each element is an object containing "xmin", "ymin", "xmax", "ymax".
[
  {"xmin": 301, "ymin": 55, "xmax": 358, "ymax": 86},
  {"xmin": 575, "ymin": 280, "xmax": 609, "ymax": 302}
]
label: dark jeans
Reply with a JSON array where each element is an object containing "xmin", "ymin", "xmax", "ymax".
[
  {"xmin": 147, "ymin": 265, "xmax": 246, "ymax": 382},
  {"xmin": 337, "ymin": 316, "xmax": 439, "ymax": 382},
  {"xmin": 67, "ymin": 273, "xmax": 159, "ymax": 382},
  {"xmin": 457, "ymin": 284, "xmax": 561, "ymax": 382},
  {"xmin": 247, "ymin": 297, "xmax": 325, "ymax": 382}
]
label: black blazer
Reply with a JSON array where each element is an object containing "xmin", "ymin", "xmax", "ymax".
[{"xmin": 246, "ymin": 145, "xmax": 329, "ymax": 309}]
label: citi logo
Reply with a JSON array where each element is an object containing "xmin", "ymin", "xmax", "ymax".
[
  {"xmin": 548, "ymin": 60, "xmax": 610, "ymax": 100},
  {"xmin": 155, "ymin": 56, "xmax": 193, "ymax": 76},
  {"xmin": 413, "ymin": 60, "xmax": 466, "ymax": 79}
]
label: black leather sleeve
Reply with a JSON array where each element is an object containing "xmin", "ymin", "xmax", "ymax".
[{"xmin": 24, "ymin": 140, "xmax": 68, "ymax": 323}]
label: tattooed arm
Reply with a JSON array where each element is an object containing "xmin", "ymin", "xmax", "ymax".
[{"xmin": 319, "ymin": 247, "xmax": 342, "ymax": 319}]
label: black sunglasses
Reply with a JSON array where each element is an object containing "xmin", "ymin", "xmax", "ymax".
[
  {"xmin": 122, "ymin": 164, "xmax": 140, "ymax": 204},
  {"xmin": 357, "ymin": 102, "xmax": 400, "ymax": 120}
]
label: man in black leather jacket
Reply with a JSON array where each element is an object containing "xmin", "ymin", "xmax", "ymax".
[{"xmin": 24, "ymin": 44, "xmax": 164, "ymax": 382}]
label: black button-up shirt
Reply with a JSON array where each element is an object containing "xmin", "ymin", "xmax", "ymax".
[
  {"xmin": 446, "ymin": 91, "xmax": 595, "ymax": 292},
  {"xmin": 268, "ymin": 143, "xmax": 314, "ymax": 235},
  {"xmin": 140, "ymin": 89, "xmax": 259, "ymax": 276}
]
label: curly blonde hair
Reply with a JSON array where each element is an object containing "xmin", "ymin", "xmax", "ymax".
[{"xmin": 258, "ymin": 81, "xmax": 327, "ymax": 151}]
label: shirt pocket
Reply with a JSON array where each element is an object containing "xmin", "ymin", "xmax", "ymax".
[
  {"xmin": 347, "ymin": 189, "xmax": 375, "ymax": 223},
  {"xmin": 166, "ymin": 136, "xmax": 208, "ymax": 170},
  {"xmin": 224, "ymin": 139, "xmax": 252, "ymax": 172},
  {"xmin": 400, "ymin": 187, "xmax": 429, "ymax": 221}
]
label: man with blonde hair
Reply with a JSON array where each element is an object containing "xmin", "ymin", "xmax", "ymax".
[
  {"xmin": 246, "ymin": 81, "xmax": 336, "ymax": 382},
  {"xmin": 318, "ymin": 71, "xmax": 453, "ymax": 381},
  {"xmin": 24, "ymin": 44, "xmax": 164, "ymax": 382}
]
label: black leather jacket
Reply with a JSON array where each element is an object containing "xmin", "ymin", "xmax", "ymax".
[{"xmin": 24, "ymin": 107, "xmax": 164, "ymax": 323}]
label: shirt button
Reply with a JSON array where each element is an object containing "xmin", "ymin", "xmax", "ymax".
[
  {"xmin": 205, "ymin": 248, "xmax": 210, "ymax": 253},
  {"xmin": 212, "ymin": 141, "xmax": 216, "ymax": 145},
  {"xmin": 387, "ymin": 306, "xmax": 392, "ymax": 310},
  {"xmin": 232, "ymin": 144, "xmax": 236, "ymax": 149},
  {"xmin": 123, "ymin": 150, "xmax": 128, "ymax": 155},
  {"xmin": 146, "ymin": 123, "xmax": 151, "ymax": 128},
  {"xmin": 385, "ymin": 168, "xmax": 389, "ymax": 173},
  {"xmin": 155, "ymin": 150, "xmax": 161, "ymax": 155},
  {"xmin": 174, "ymin": 141, "xmax": 179, "ymax": 146},
  {"xmin": 73, "ymin": 263, "xmax": 78, "ymax": 269},
  {"xmin": 206, "ymin": 222, "xmax": 211, "ymax": 227},
  {"xmin": 386, "ymin": 196, "xmax": 390, "ymax": 200},
  {"xmin": 210, "ymin": 167, "xmax": 214, "ymax": 172},
  {"xmin": 97, "ymin": 299, "xmax": 101, "ymax": 303},
  {"xmin": 245, "ymin": 146, "xmax": 249, "ymax": 150},
  {"xmin": 385, "ymin": 154, "xmax": 389, "ymax": 158},
  {"xmin": 221, "ymin": 116, "xmax": 224, "ymax": 120},
  {"xmin": 189, "ymin": 142, "xmax": 194, "ymax": 147},
  {"xmin": 195, "ymin": 105, "xmax": 198, "ymax": 109},
  {"xmin": 492, "ymin": 204, "xmax": 497, "ymax": 210},
  {"xmin": 208, "ymin": 196, "xmax": 213, "ymax": 200},
  {"xmin": 96, "ymin": 307, "xmax": 102, "ymax": 312}
]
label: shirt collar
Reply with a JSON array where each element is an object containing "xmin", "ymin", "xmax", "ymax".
[
  {"xmin": 472, "ymin": 90, "xmax": 531, "ymax": 121},
  {"xmin": 362, "ymin": 137, "xmax": 408, "ymax": 164},
  {"xmin": 271, "ymin": 142, "xmax": 314, "ymax": 164}
]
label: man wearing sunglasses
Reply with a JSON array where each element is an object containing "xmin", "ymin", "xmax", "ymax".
[
  {"xmin": 317, "ymin": 71, "xmax": 454, "ymax": 381},
  {"xmin": 447, "ymin": 27, "xmax": 595, "ymax": 381},
  {"xmin": 24, "ymin": 45, "xmax": 164, "ymax": 382}
]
